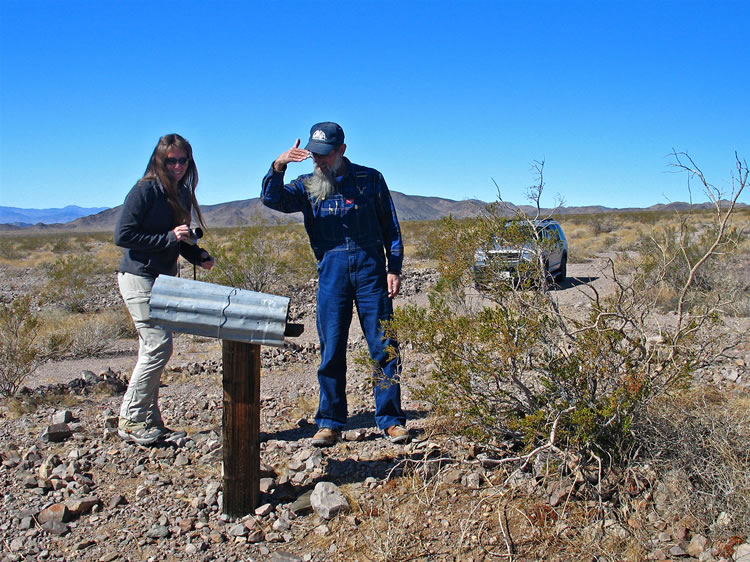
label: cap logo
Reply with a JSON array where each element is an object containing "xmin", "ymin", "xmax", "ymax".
[{"xmin": 312, "ymin": 130, "xmax": 326, "ymax": 141}]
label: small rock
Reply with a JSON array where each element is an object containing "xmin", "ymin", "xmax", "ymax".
[
  {"xmin": 464, "ymin": 471, "xmax": 482, "ymax": 489},
  {"xmin": 228, "ymin": 523, "xmax": 248, "ymax": 537},
  {"xmin": 269, "ymin": 551, "xmax": 303, "ymax": 561},
  {"xmin": 310, "ymin": 481, "xmax": 350, "ymax": 520},
  {"xmin": 289, "ymin": 490, "xmax": 313, "ymax": 515},
  {"xmin": 38, "ymin": 503, "xmax": 70, "ymax": 524},
  {"xmin": 109, "ymin": 494, "xmax": 127, "ymax": 508},
  {"xmin": 441, "ymin": 468, "xmax": 462, "ymax": 485},
  {"xmin": 735, "ymin": 543, "xmax": 750, "ymax": 562},
  {"xmin": 41, "ymin": 423, "xmax": 73, "ymax": 443},
  {"xmin": 66, "ymin": 496, "xmax": 101, "ymax": 516},
  {"xmin": 208, "ymin": 530, "xmax": 225, "ymax": 544},
  {"xmin": 687, "ymin": 534, "xmax": 708, "ymax": 556},
  {"xmin": 255, "ymin": 503, "xmax": 274, "ymax": 517},
  {"xmin": 145, "ymin": 525, "xmax": 170, "ymax": 539},
  {"xmin": 259, "ymin": 477, "xmax": 276, "ymax": 494},
  {"xmin": 41, "ymin": 520, "xmax": 69, "ymax": 536},
  {"xmin": 669, "ymin": 545, "xmax": 687, "ymax": 557},
  {"xmin": 51, "ymin": 410, "xmax": 73, "ymax": 425}
]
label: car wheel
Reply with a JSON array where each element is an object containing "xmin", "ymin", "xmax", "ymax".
[{"xmin": 555, "ymin": 255, "xmax": 567, "ymax": 284}]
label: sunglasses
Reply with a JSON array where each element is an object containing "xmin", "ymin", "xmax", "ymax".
[{"xmin": 165, "ymin": 157, "xmax": 189, "ymax": 165}]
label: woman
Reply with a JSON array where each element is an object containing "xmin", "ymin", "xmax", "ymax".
[{"xmin": 114, "ymin": 134, "xmax": 214, "ymax": 445}]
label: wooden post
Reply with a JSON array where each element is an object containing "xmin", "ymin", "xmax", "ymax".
[{"xmin": 221, "ymin": 340, "xmax": 260, "ymax": 517}]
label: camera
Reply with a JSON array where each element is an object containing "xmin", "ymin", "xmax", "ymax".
[{"xmin": 184, "ymin": 227, "xmax": 203, "ymax": 245}]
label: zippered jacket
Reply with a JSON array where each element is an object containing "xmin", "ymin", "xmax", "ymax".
[{"xmin": 115, "ymin": 179, "xmax": 204, "ymax": 278}]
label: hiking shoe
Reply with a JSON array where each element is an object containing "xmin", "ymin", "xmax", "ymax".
[
  {"xmin": 311, "ymin": 427, "xmax": 340, "ymax": 447},
  {"xmin": 385, "ymin": 425, "xmax": 410, "ymax": 444},
  {"xmin": 154, "ymin": 426, "xmax": 187, "ymax": 441},
  {"xmin": 117, "ymin": 420, "xmax": 161, "ymax": 445}
]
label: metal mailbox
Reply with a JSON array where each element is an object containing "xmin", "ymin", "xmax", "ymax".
[{"xmin": 149, "ymin": 276, "xmax": 290, "ymax": 347}]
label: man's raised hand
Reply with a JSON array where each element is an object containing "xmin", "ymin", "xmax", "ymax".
[{"xmin": 273, "ymin": 139, "xmax": 311, "ymax": 172}]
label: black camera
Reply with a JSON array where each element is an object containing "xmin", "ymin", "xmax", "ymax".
[{"xmin": 184, "ymin": 227, "xmax": 203, "ymax": 245}]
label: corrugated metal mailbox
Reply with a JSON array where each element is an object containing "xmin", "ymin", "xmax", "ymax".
[
  {"xmin": 148, "ymin": 274, "xmax": 302, "ymax": 517},
  {"xmin": 149, "ymin": 275, "xmax": 290, "ymax": 347}
]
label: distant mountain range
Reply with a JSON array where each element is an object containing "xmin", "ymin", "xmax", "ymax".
[
  {"xmin": 0, "ymin": 195, "xmax": 744, "ymax": 233},
  {"xmin": 0, "ymin": 205, "xmax": 110, "ymax": 227}
]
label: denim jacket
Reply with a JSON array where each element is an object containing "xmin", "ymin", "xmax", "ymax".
[{"xmin": 261, "ymin": 158, "xmax": 403, "ymax": 274}]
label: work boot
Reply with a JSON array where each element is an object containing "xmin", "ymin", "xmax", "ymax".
[
  {"xmin": 385, "ymin": 425, "xmax": 410, "ymax": 444},
  {"xmin": 311, "ymin": 427, "xmax": 340, "ymax": 447}
]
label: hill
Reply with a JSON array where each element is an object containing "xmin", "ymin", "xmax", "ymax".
[
  {"xmin": 0, "ymin": 205, "xmax": 109, "ymax": 226},
  {"xmin": 0, "ymin": 194, "xmax": 745, "ymax": 233}
]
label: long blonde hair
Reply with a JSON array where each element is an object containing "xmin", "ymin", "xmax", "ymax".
[{"xmin": 142, "ymin": 134, "xmax": 206, "ymax": 229}]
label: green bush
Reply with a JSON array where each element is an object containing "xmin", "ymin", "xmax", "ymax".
[
  {"xmin": 207, "ymin": 217, "xmax": 316, "ymax": 294},
  {"xmin": 43, "ymin": 254, "xmax": 104, "ymax": 312},
  {"xmin": 0, "ymin": 296, "xmax": 44, "ymax": 396},
  {"xmin": 387, "ymin": 160, "xmax": 746, "ymax": 466}
]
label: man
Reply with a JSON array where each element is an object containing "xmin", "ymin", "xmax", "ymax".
[{"xmin": 261, "ymin": 122, "xmax": 409, "ymax": 446}]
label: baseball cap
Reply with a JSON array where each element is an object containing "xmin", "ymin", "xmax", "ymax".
[{"xmin": 305, "ymin": 122, "xmax": 345, "ymax": 155}]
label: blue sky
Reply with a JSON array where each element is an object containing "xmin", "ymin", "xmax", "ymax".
[{"xmin": 1, "ymin": 0, "xmax": 748, "ymax": 210}]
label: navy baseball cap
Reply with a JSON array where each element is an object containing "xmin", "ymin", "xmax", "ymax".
[{"xmin": 305, "ymin": 122, "xmax": 345, "ymax": 155}]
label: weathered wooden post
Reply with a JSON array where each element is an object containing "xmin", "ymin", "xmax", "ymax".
[
  {"xmin": 221, "ymin": 340, "xmax": 261, "ymax": 515},
  {"xmin": 149, "ymin": 276, "xmax": 302, "ymax": 517}
]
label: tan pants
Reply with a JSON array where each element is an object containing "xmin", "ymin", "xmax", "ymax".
[{"xmin": 117, "ymin": 272, "xmax": 173, "ymax": 426}]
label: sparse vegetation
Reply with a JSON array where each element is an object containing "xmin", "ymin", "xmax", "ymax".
[
  {"xmin": 387, "ymin": 153, "xmax": 747, "ymax": 481},
  {"xmin": 206, "ymin": 217, "xmax": 316, "ymax": 293},
  {"xmin": 0, "ymin": 156, "xmax": 748, "ymax": 559},
  {"xmin": 0, "ymin": 296, "xmax": 45, "ymax": 396},
  {"xmin": 43, "ymin": 253, "xmax": 106, "ymax": 312}
]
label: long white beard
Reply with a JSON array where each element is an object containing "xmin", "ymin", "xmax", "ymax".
[
  {"xmin": 304, "ymin": 153, "xmax": 343, "ymax": 202},
  {"xmin": 304, "ymin": 167, "xmax": 337, "ymax": 202}
]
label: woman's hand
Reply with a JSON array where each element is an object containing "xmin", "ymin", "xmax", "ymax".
[
  {"xmin": 199, "ymin": 252, "xmax": 215, "ymax": 270},
  {"xmin": 172, "ymin": 224, "xmax": 190, "ymax": 242}
]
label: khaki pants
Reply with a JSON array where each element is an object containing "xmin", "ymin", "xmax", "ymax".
[{"xmin": 117, "ymin": 272, "xmax": 172, "ymax": 427}]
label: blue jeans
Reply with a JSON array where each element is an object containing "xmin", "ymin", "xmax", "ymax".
[{"xmin": 314, "ymin": 247, "xmax": 405, "ymax": 431}]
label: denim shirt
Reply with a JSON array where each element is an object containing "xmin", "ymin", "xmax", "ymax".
[{"xmin": 261, "ymin": 158, "xmax": 403, "ymax": 274}]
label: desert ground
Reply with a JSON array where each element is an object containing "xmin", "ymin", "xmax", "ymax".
[{"xmin": 1, "ymin": 213, "xmax": 749, "ymax": 561}]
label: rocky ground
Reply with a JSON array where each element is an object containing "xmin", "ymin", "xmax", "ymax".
[{"xmin": 1, "ymin": 258, "xmax": 749, "ymax": 561}]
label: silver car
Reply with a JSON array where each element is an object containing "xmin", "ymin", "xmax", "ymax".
[{"xmin": 473, "ymin": 218, "xmax": 568, "ymax": 287}]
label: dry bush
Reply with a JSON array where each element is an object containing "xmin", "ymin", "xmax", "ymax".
[
  {"xmin": 65, "ymin": 310, "xmax": 131, "ymax": 357},
  {"xmin": 634, "ymin": 388, "xmax": 750, "ymax": 537}
]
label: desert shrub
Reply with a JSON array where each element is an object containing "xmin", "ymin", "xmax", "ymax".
[
  {"xmin": 66, "ymin": 314, "xmax": 122, "ymax": 357},
  {"xmin": 0, "ymin": 238, "xmax": 22, "ymax": 260},
  {"xmin": 50, "ymin": 237, "xmax": 72, "ymax": 253},
  {"xmin": 637, "ymin": 219, "xmax": 747, "ymax": 314},
  {"xmin": 32, "ymin": 307, "xmax": 134, "ymax": 359},
  {"xmin": 0, "ymin": 296, "xmax": 45, "ymax": 396},
  {"xmin": 387, "ymin": 155, "xmax": 747, "ymax": 467},
  {"xmin": 403, "ymin": 220, "xmax": 446, "ymax": 261},
  {"xmin": 42, "ymin": 254, "xmax": 104, "ymax": 312},
  {"xmin": 207, "ymin": 217, "xmax": 316, "ymax": 293},
  {"xmin": 635, "ymin": 388, "xmax": 750, "ymax": 537}
]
